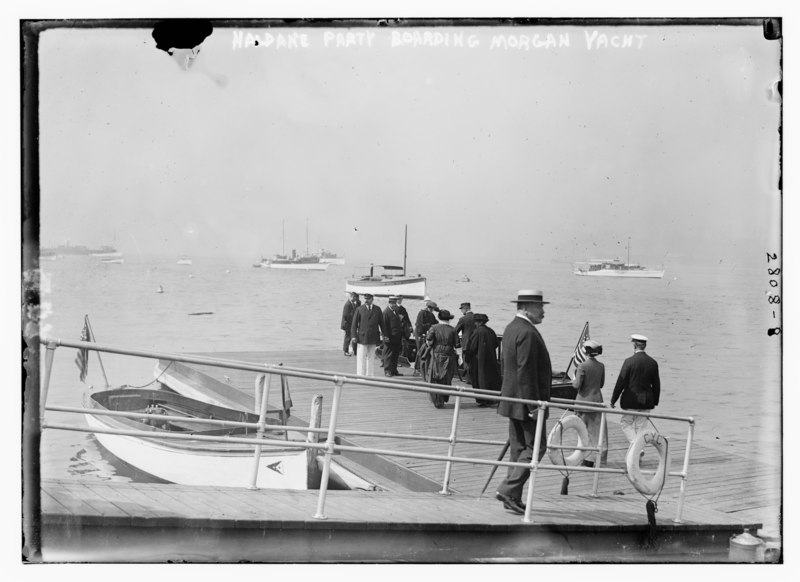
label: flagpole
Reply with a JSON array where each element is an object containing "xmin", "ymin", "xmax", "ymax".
[
  {"xmin": 564, "ymin": 321, "xmax": 589, "ymax": 377},
  {"xmin": 85, "ymin": 315, "xmax": 110, "ymax": 387}
]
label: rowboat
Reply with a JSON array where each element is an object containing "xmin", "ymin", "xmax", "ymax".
[{"xmin": 83, "ymin": 386, "xmax": 373, "ymax": 490}]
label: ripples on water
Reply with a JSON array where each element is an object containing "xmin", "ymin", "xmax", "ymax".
[{"xmin": 35, "ymin": 254, "xmax": 781, "ymax": 481}]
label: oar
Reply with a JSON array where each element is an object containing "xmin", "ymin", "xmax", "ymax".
[{"xmin": 479, "ymin": 440, "xmax": 510, "ymax": 497}]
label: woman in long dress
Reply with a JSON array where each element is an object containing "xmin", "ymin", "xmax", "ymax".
[
  {"xmin": 425, "ymin": 309, "xmax": 459, "ymax": 408},
  {"xmin": 571, "ymin": 340, "xmax": 609, "ymax": 466}
]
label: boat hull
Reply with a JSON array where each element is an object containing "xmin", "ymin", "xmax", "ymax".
[
  {"xmin": 100, "ymin": 258, "xmax": 124, "ymax": 264},
  {"xmin": 574, "ymin": 269, "xmax": 664, "ymax": 279},
  {"xmin": 264, "ymin": 261, "xmax": 330, "ymax": 270},
  {"xmin": 83, "ymin": 388, "xmax": 313, "ymax": 490},
  {"xmin": 345, "ymin": 277, "xmax": 427, "ymax": 299},
  {"xmin": 320, "ymin": 257, "xmax": 346, "ymax": 265}
]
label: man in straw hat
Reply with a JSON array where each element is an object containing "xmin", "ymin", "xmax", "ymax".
[
  {"xmin": 350, "ymin": 293, "xmax": 386, "ymax": 377},
  {"xmin": 610, "ymin": 334, "xmax": 661, "ymax": 452},
  {"xmin": 495, "ymin": 290, "xmax": 552, "ymax": 515}
]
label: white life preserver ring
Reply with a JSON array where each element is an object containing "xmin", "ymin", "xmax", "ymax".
[
  {"xmin": 547, "ymin": 415, "xmax": 590, "ymax": 466},
  {"xmin": 626, "ymin": 431, "xmax": 670, "ymax": 495}
]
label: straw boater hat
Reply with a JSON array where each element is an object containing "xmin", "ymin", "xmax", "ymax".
[
  {"xmin": 364, "ymin": 293, "xmax": 374, "ymax": 299},
  {"xmin": 631, "ymin": 334, "xmax": 648, "ymax": 343},
  {"xmin": 511, "ymin": 290, "xmax": 550, "ymax": 304},
  {"xmin": 388, "ymin": 296, "xmax": 398, "ymax": 304}
]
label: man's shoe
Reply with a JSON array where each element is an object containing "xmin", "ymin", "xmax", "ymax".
[
  {"xmin": 495, "ymin": 492, "xmax": 526, "ymax": 515},
  {"xmin": 393, "ymin": 371, "xmax": 403, "ymax": 376}
]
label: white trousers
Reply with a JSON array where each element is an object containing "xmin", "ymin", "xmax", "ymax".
[
  {"xmin": 355, "ymin": 343, "xmax": 377, "ymax": 377},
  {"xmin": 619, "ymin": 410, "xmax": 653, "ymax": 444}
]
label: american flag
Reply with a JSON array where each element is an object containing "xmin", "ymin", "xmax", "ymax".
[
  {"xmin": 567, "ymin": 322, "xmax": 590, "ymax": 377},
  {"xmin": 74, "ymin": 316, "xmax": 90, "ymax": 382}
]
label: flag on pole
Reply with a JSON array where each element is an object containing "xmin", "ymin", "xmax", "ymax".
[
  {"xmin": 74, "ymin": 316, "xmax": 90, "ymax": 382},
  {"xmin": 567, "ymin": 322, "xmax": 591, "ymax": 375}
]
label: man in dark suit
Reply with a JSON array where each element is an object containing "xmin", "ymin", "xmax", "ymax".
[
  {"xmin": 495, "ymin": 290, "xmax": 552, "ymax": 515},
  {"xmin": 350, "ymin": 293, "xmax": 385, "ymax": 377},
  {"xmin": 610, "ymin": 334, "xmax": 661, "ymax": 449},
  {"xmin": 382, "ymin": 296, "xmax": 405, "ymax": 377},
  {"xmin": 340, "ymin": 292, "xmax": 361, "ymax": 356},
  {"xmin": 455, "ymin": 302, "xmax": 475, "ymax": 382}
]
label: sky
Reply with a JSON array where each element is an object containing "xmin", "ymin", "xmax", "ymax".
[{"xmin": 33, "ymin": 19, "xmax": 781, "ymax": 268}]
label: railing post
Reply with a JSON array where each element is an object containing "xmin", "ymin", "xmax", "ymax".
[
  {"xmin": 591, "ymin": 409, "xmax": 608, "ymax": 497},
  {"xmin": 248, "ymin": 374, "xmax": 271, "ymax": 490},
  {"xmin": 314, "ymin": 375, "xmax": 345, "ymax": 520},
  {"xmin": 673, "ymin": 418, "xmax": 695, "ymax": 523},
  {"xmin": 439, "ymin": 385, "xmax": 463, "ymax": 494},
  {"xmin": 522, "ymin": 404, "xmax": 547, "ymax": 523},
  {"xmin": 40, "ymin": 340, "xmax": 58, "ymax": 421}
]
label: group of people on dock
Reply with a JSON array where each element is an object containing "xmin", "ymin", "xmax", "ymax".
[{"xmin": 341, "ymin": 288, "xmax": 661, "ymax": 516}]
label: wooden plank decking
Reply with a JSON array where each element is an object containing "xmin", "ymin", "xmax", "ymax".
[
  {"xmin": 186, "ymin": 349, "xmax": 781, "ymax": 531},
  {"xmin": 37, "ymin": 348, "xmax": 780, "ymax": 562}
]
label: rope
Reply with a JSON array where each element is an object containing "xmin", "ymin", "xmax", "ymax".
[
  {"xmin": 121, "ymin": 360, "xmax": 176, "ymax": 389},
  {"xmin": 553, "ymin": 412, "xmax": 571, "ymax": 495},
  {"xmin": 638, "ymin": 418, "xmax": 670, "ymax": 549}
]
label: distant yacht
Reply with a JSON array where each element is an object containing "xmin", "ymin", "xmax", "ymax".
[
  {"xmin": 573, "ymin": 238, "xmax": 664, "ymax": 279},
  {"xmin": 177, "ymin": 256, "xmax": 193, "ymax": 266},
  {"xmin": 259, "ymin": 219, "xmax": 330, "ymax": 271}
]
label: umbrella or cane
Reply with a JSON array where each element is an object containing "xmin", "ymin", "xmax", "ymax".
[{"xmin": 479, "ymin": 440, "xmax": 510, "ymax": 497}]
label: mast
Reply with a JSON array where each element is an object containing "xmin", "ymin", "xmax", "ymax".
[
  {"xmin": 403, "ymin": 224, "xmax": 408, "ymax": 276},
  {"xmin": 627, "ymin": 236, "xmax": 631, "ymax": 267},
  {"xmin": 282, "ymin": 220, "xmax": 285, "ymax": 255},
  {"xmin": 306, "ymin": 218, "xmax": 309, "ymax": 256}
]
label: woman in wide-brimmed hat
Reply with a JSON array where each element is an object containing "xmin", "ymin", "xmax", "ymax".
[{"xmin": 423, "ymin": 309, "xmax": 459, "ymax": 408}]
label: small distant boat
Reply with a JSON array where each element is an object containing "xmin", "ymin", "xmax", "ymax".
[
  {"xmin": 100, "ymin": 257, "xmax": 124, "ymax": 264},
  {"xmin": 156, "ymin": 285, "xmax": 165, "ymax": 294},
  {"xmin": 573, "ymin": 238, "xmax": 664, "ymax": 279},
  {"xmin": 177, "ymin": 256, "xmax": 193, "ymax": 266},
  {"xmin": 345, "ymin": 225, "xmax": 426, "ymax": 299},
  {"xmin": 317, "ymin": 249, "xmax": 346, "ymax": 265}
]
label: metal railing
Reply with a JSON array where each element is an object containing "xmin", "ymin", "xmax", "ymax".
[{"xmin": 39, "ymin": 337, "xmax": 696, "ymax": 524}]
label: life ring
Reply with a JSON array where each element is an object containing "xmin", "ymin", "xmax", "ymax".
[
  {"xmin": 626, "ymin": 431, "xmax": 670, "ymax": 495},
  {"xmin": 547, "ymin": 415, "xmax": 590, "ymax": 466}
]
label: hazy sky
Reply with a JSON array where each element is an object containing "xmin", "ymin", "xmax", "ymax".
[{"xmin": 37, "ymin": 21, "xmax": 781, "ymax": 267}]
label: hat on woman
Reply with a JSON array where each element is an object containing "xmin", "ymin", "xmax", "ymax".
[
  {"xmin": 473, "ymin": 313, "xmax": 489, "ymax": 323},
  {"xmin": 583, "ymin": 339, "xmax": 602, "ymax": 355},
  {"xmin": 438, "ymin": 309, "xmax": 455, "ymax": 321},
  {"xmin": 511, "ymin": 289, "xmax": 550, "ymax": 304}
]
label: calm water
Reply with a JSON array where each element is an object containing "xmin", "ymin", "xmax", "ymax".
[{"xmin": 36, "ymin": 253, "xmax": 781, "ymax": 482}]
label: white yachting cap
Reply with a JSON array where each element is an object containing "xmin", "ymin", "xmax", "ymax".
[{"xmin": 631, "ymin": 334, "xmax": 648, "ymax": 342}]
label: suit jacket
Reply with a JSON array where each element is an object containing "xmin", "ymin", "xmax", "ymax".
[
  {"xmin": 415, "ymin": 309, "xmax": 437, "ymax": 338},
  {"xmin": 455, "ymin": 312, "xmax": 475, "ymax": 351},
  {"xmin": 341, "ymin": 298, "xmax": 361, "ymax": 331},
  {"xmin": 382, "ymin": 306, "xmax": 405, "ymax": 341},
  {"xmin": 350, "ymin": 304, "xmax": 385, "ymax": 345},
  {"xmin": 610, "ymin": 351, "xmax": 660, "ymax": 410},
  {"xmin": 497, "ymin": 316, "xmax": 551, "ymax": 420}
]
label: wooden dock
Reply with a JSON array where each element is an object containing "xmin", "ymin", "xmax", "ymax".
[{"xmin": 37, "ymin": 349, "xmax": 781, "ymax": 563}]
